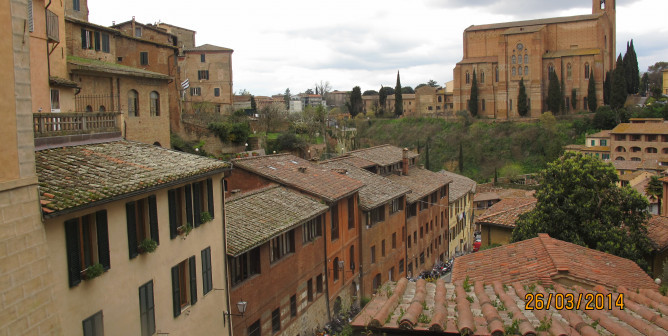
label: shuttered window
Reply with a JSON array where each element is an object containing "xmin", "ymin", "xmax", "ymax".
[
  {"xmin": 126, "ymin": 195, "xmax": 159, "ymax": 259},
  {"xmin": 140, "ymin": 52, "xmax": 149, "ymax": 65},
  {"xmin": 168, "ymin": 180, "xmax": 214, "ymax": 239},
  {"xmin": 201, "ymin": 247, "xmax": 213, "ymax": 295},
  {"xmin": 65, "ymin": 210, "xmax": 110, "ymax": 287},
  {"xmin": 171, "ymin": 256, "xmax": 197, "ymax": 318},
  {"xmin": 82, "ymin": 311, "xmax": 103, "ymax": 336},
  {"xmin": 138, "ymin": 281, "xmax": 155, "ymax": 336}
]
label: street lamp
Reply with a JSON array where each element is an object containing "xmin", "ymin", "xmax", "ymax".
[{"xmin": 222, "ymin": 300, "xmax": 247, "ymax": 327}]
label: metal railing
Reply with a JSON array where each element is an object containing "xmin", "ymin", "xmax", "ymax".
[
  {"xmin": 46, "ymin": 10, "xmax": 59, "ymax": 42},
  {"xmin": 33, "ymin": 112, "xmax": 120, "ymax": 137}
]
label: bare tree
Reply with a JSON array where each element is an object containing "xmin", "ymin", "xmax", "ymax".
[
  {"xmin": 260, "ymin": 102, "xmax": 287, "ymax": 134},
  {"xmin": 315, "ymin": 80, "xmax": 332, "ymax": 103}
]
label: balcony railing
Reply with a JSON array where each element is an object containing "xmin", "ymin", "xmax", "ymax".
[
  {"xmin": 33, "ymin": 112, "xmax": 120, "ymax": 138},
  {"xmin": 46, "ymin": 10, "xmax": 59, "ymax": 42},
  {"xmin": 75, "ymin": 94, "xmax": 119, "ymax": 113}
]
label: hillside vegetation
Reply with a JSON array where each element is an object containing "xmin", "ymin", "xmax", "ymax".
[{"xmin": 353, "ymin": 114, "xmax": 594, "ymax": 182}]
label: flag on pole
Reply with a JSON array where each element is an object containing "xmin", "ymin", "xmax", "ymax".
[{"xmin": 181, "ymin": 78, "xmax": 190, "ymax": 90}]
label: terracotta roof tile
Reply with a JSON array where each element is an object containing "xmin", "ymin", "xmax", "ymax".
[
  {"xmin": 345, "ymin": 145, "xmax": 419, "ymax": 167},
  {"xmin": 647, "ymin": 215, "xmax": 668, "ymax": 250},
  {"xmin": 225, "ymin": 186, "xmax": 328, "ymax": 256},
  {"xmin": 232, "ymin": 154, "xmax": 363, "ymax": 203},
  {"xmin": 438, "ymin": 170, "xmax": 476, "ymax": 202},
  {"xmin": 386, "ymin": 167, "xmax": 452, "ymax": 203},
  {"xmin": 183, "ymin": 43, "xmax": 233, "ymax": 52},
  {"xmin": 319, "ymin": 161, "xmax": 410, "ymax": 211},
  {"xmin": 475, "ymin": 197, "xmax": 536, "ymax": 228},
  {"xmin": 611, "ymin": 122, "xmax": 668, "ymax": 135},
  {"xmin": 466, "ymin": 13, "xmax": 603, "ymax": 31},
  {"xmin": 35, "ymin": 140, "xmax": 229, "ymax": 216}
]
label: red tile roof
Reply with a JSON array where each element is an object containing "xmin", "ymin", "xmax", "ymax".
[
  {"xmin": 354, "ymin": 234, "xmax": 662, "ymax": 335},
  {"xmin": 345, "ymin": 145, "xmax": 419, "ymax": 167},
  {"xmin": 385, "ymin": 167, "xmax": 452, "ymax": 203},
  {"xmin": 647, "ymin": 215, "xmax": 668, "ymax": 250},
  {"xmin": 452, "ymin": 234, "xmax": 657, "ymax": 291},
  {"xmin": 475, "ymin": 197, "xmax": 536, "ymax": 228},
  {"xmin": 232, "ymin": 154, "xmax": 363, "ymax": 203}
]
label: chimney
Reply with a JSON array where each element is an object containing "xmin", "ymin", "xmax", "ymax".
[
  {"xmin": 402, "ymin": 148, "xmax": 409, "ymax": 176},
  {"xmin": 298, "ymin": 167, "xmax": 307, "ymax": 173}
]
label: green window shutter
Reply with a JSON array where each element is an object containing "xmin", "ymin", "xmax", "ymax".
[
  {"xmin": 193, "ymin": 182, "xmax": 201, "ymax": 227},
  {"xmin": 189, "ymin": 256, "xmax": 197, "ymax": 305},
  {"xmin": 148, "ymin": 195, "xmax": 159, "ymax": 245},
  {"xmin": 171, "ymin": 265, "xmax": 181, "ymax": 318},
  {"xmin": 206, "ymin": 178, "xmax": 214, "ymax": 219},
  {"xmin": 126, "ymin": 201, "xmax": 138, "ymax": 259},
  {"xmin": 96, "ymin": 210, "xmax": 111, "ymax": 270},
  {"xmin": 81, "ymin": 28, "xmax": 87, "ymax": 49},
  {"xmin": 185, "ymin": 185, "xmax": 193, "ymax": 228},
  {"xmin": 65, "ymin": 218, "xmax": 82, "ymax": 287},
  {"xmin": 94, "ymin": 31, "xmax": 100, "ymax": 51},
  {"xmin": 168, "ymin": 189, "xmax": 177, "ymax": 239}
]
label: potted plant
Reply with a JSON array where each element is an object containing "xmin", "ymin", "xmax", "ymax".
[
  {"xmin": 200, "ymin": 211, "xmax": 213, "ymax": 224},
  {"xmin": 81, "ymin": 263, "xmax": 104, "ymax": 280},
  {"xmin": 177, "ymin": 223, "xmax": 193, "ymax": 237},
  {"xmin": 138, "ymin": 238, "xmax": 158, "ymax": 253},
  {"xmin": 252, "ymin": 151, "xmax": 259, "ymax": 156}
]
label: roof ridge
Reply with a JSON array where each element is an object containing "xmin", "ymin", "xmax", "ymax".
[
  {"xmin": 477, "ymin": 198, "xmax": 536, "ymax": 220},
  {"xmin": 232, "ymin": 153, "xmax": 290, "ymax": 162},
  {"xmin": 226, "ymin": 184, "xmax": 280, "ymax": 202},
  {"xmin": 538, "ymin": 234, "xmax": 570, "ymax": 273}
]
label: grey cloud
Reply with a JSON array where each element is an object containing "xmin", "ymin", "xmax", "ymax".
[{"xmin": 425, "ymin": 0, "xmax": 641, "ymax": 18}]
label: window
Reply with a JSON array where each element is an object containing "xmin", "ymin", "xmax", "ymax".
[
  {"xmin": 525, "ymin": 54, "xmax": 529, "ymax": 64},
  {"xmin": 567, "ymin": 63, "xmax": 572, "ymax": 79},
  {"xmin": 200, "ymin": 54, "xmax": 206, "ymax": 63},
  {"xmin": 348, "ymin": 197, "xmax": 355, "ymax": 229},
  {"xmin": 51, "ymin": 89, "xmax": 60, "ymax": 112},
  {"xmin": 512, "ymin": 55, "xmax": 516, "ymax": 64},
  {"xmin": 372, "ymin": 274, "xmax": 381, "ymax": 291},
  {"xmin": 126, "ymin": 196, "xmax": 159, "ymax": 259},
  {"xmin": 647, "ymin": 147, "xmax": 658, "ymax": 153},
  {"xmin": 371, "ymin": 246, "xmax": 376, "ymax": 263},
  {"xmin": 214, "ymin": 88, "xmax": 220, "ymax": 97},
  {"xmin": 399, "ymin": 259, "xmax": 404, "ymax": 273},
  {"xmin": 631, "ymin": 146, "xmax": 641, "ymax": 152},
  {"xmin": 82, "ymin": 311, "xmax": 103, "ymax": 336},
  {"xmin": 585, "ymin": 63, "xmax": 590, "ymax": 79},
  {"xmin": 407, "ymin": 203, "xmax": 417, "ymax": 218},
  {"xmin": 307, "ymin": 278, "xmax": 314, "ymax": 301},
  {"xmin": 421, "ymin": 196, "xmax": 429, "ymax": 211},
  {"xmin": 248, "ymin": 320, "xmax": 261, "ymax": 336},
  {"xmin": 601, "ymin": 139, "xmax": 607, "ymax": 146},
  {"xmin": 518, "ymin": 53, "xmax": 522, "ymax": 64},
  {"xmin": 140, "ymin": 52, "xmax": 149, "ymax": 65},
  {"xmin": 370, "ymin": 206, "xmax": 385, "ymax": 225},
  {"xmin": 381, "ymin": 240, "xmax": 386, "ymax": 257},
  {"xmin": 270, "ymin": 230, "xmax": 295, "ymax": 263},
  {"xmin": 495, "ymin": 66, "xmax": 499, "ymax": 82},
  {"xmin": 197, "ymin": 70, "xmax": 209, "ymax": 80},
  {"xmin": 591, "ymin": 140, "xmax": 596, "ymax": 146},
  {"xmin": 128, "ymin": 90, "xmax": 139, "ymax": 117},
  {"xmin": 333, "ymin": 258, "xmax": 340, "ymax": 281},
  {"xmin": 512, "ymin": 67, "xmax": 516, "ymax": 76},
  {"xmin": 171, "ymin": 256, "xmax": 197, "ymax": 317},
  {"xmin": 524, "ymin": 66, "xmax": 529, "ymax": 76},
  {"xmin": 631, "ymin": 157, "xmax": 641, "ymax": 161},
  {"xmin": 465, "ymin": 71, "xmax": 470, "ymax": 84},
  {"xmin": 392, "ymin": 233, "xmax": 397, "ymax": 249},
  {"xmin": 407, "ymin": 234, "xmax": 411, "ymax": 248},
  {"xmin": 349, "ymin": 245, "xmax": 355, "ymax": 271},
  {"xmin": 81, "ymin": 28, "xmax": 93, "ymax": 49},
  {"xmin": 316, "ymin": 274, "xmax": 323, "ymax": 293},
  {"xmin": 390, "ymin": 197, "xmax": 403, "ymax": 214},
  {"xmin": 420, "ymin": 252, "xmax": 425, "ymax": 265},
  {"xmin": 331, "ymin": 204, "xmax": 339, "ymax": 241},
  {"xmin": 168, "ymin": 179, "xmax": 214, "ymax": 238},
  {"xmin": 150, "ymin": 91, "xmax": 160, "ymax": 116},
  {"xmin": 290, "ymin": 295, "xmax": 297, "ymax": 317},
  {"xmin": 201, "ymin": 247, "xmax": 213, "ymax": 295},
  {"xmin": 230, "ymin": 247, "xmax": 260, "ymax": 286},
  {"xmin": 482, "ymin": 99, "xmax": 486, "ymax": 111},
  {"xmin": 413, "ymin": 232, "xmax": 417, "ymax": 244},
  {"xmin": 65, "ymin": 211, "xmax": 110, "ymax": 287},
  {"xmin": 647, "ymin": 135, "xmax": 658, "ymax": 142},
  {"xmin": 480, "ymin": 71, "xmax": 485, "ymax": 83},
  {"xmin": 94, "ymin": 31, "xmax": 101, "ymax": 51},
  {"xmin": 101, "ymin": 33, "xmax": 110, "ymax": 53},
  {"xmin": 135, "ymin": 27, "xmax": 142, "ymax": 38},
  {"xmin": 420, "ymin": 227, "xmax": 423, "ymax": 238},
  {"xmin": 602, "ymin": 153, "xmax": 610, "ymax": 160},
  {"xmin": 302, "ymin": 216, "xmax": 322, "ymax": 243},
  {"xmin": 73, "ymin": 0, "xmax": 80, "ymax": 11},
  {"xmin": 138, "ymin": 281, "xmax": 155, "ymax": 336},
  {"xmin": 272, "ymin": 308, "xmax": 281, "ymax": 333}
]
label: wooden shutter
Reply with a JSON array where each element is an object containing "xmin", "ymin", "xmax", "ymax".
[
  {"xmin": 96, "ymin": 210, "xmax": 111, "ymax": 270},
  {"xmin": 148, "ymin": 195, "xmax": 159, "ymax": 245},
  {"xmin": 201, "ymin": 247, "xmax": 212, "ymax": 294},
  {"xmin": 168, "ymin": 189, "xmax": 177, "ymax": 239},
  {"xmin": 206, "ymin": 178, "xmax": 214, "ymax": 219},
  {"xmin": 189, "ymin": 256, "xmax": 197, "ymax": 305},
  {"xmin": 185, "ymin": 184, "xmax": 193, "ymax": 227},
  {"xmin": 65, "ymin": 218, "xmax": 82, "ymax": 287},
  {"xmin": 193, "ymin": 182, "xmax": 201, "ymax": 227},
  {"xmin": 81, "ymin": 28, "xmax": 87, "ymax": 49},
  {"xmin": 171, "ymin": 265, "xmax": 181, "ymax": 318},
  {"xmin": 94, "ymin": 31, "xmax": 101, "ymax": 51},
  {"xmin": 126, "ymin": 201, "xmax": 138, "ymax": 259}
]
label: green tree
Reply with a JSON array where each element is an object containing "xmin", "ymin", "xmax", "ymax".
[
  {"xmin": 647, "ymin": 175, "xmax": 663, "ymax": 215},
  {"xmin": 640, "ymin": 73, "xmax": 649, "ymax": 96},
  {"xmin": 284, "ymin": 88, "xmax": 291, "ymax": 110},
  {"xmin": 401, "ymin": 86, "xmax": 415, "ymax": 94},
  {"xmin": 588, "ymin": 69, "xmax": 597, "ymax": 112},
  {"xmin": 517, "ymin": 78, "xmax": 529, "ymax": 116},
  {"xmin": 646, "ymin": 62, "xmax": 668, "ymax": 91},
  {"xmin": 395, "ymin": 71, "xmax": 403, "ymax": 117},
  {"xmin": 611, "ymin": 54, "xmax": 628, "ymax": 110},
  {"xmin": 547, "ymin": 70, "xmax": 561, "ymax": 114},
  {"xmin": 469, "ymin": 70, "xmax": 479, "ymax": 117},
  {"xmin": 346, "ymin": 86, "xmax": 363, "ymax": 118},
  {"xmin": 571, "ymin": 88, "xmax": 577, "ymax": 110},
  {"xmin": 603, "ymin": 71, "xmax": 611, "ymax": 105},
  {"xmin": 560, "ymin": 77, "xmax": 566, "ymax": 113},
  {"xmin": 592, "ymin": 106, "xmax": 617, "ymax": 130},
  {"xmin": 378, "ymin": 85, "xmax": 387, "ymax": 117},
  {"xmin": 250, "ymin": 95, "xmax": 257, "ymax": 112},
  {"xmin": 363, "ymin": 90, "xmax": 378, "ymax": 96},
  {"xmin": 427, "ymin": 79, "xmax": 438, "ymax": 87},
  {"xmin": 425, "ymin": 137, "xmax": 430, "ymax": 170},
  {"xmin": 623, "ymin": 40, "xmax": 639, "ymax": 94},
  {"xmin": 512, "ymin": 152, "xmax": 652, "ymax": 270},
  {"xmin": 458, "ymin": 142, "xmax": 464, "ymax": 173}
]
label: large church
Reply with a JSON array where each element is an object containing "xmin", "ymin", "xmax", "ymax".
[{"xmin": 452, "ymin": 0, "xmax": 616, "ymax": 118}]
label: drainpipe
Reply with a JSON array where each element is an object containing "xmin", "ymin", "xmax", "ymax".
[{"xmin": 324, "ymin": 210, "xmax": 331, "ymax": 321}]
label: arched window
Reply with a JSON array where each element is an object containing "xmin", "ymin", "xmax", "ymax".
[
  {"xmin": 524, "ymin": 66, "xmax": 529, "ymax": 76},
  {"xmin": 98, "ymin": 105, "xmax": 106, "ymax": 112},
  {"xmin": 524, "ymin": 54, "xmax": 529, "ymax": 64},
  {"xmin": 567, "ymin": 63, "xmax": 572, "ymax": 79},
  {"xmin": 584, "ymin": 63, "xmax": 590, "ymax": 79},
  {"xmin": 85, "ymin": 105, "xmax": 93, "ymax": 112},
  {"xmin": 616, "ymin": 157, "xmax": 625, "ymax": 161},
  {"xmin": 372, "ymin": 274, "xmax": 381, "ymax": 292},
  {"xmin": 631, "ymin": 146, "xmax": 641, "ymax": 152},
  {"xmin": 128, "ymin": 90, "xmax": 139, "ymax": 117},
  {"xmin": 480, "ymin": 71, "xmax": 485, "ymax": 83},
  {"xmin": 465, "ymin": 71, "xmax": 470, "ymax": 84},
  {"xmin": 512, "ymin": 67, "xmax": 516, "ymax": 76},
  {"xmin": 512, "ymin": 55, "xmax": 516, "ymax": 64},
  {"xmin": 333, "ymin": 258, "xmax": 339, "ymax": 281},
  {"xmin": 518, "ymin": 54, "xmax": 522, "ymax": 64},
  {"xmin": 646, "ymin": 147, "xmax": 658, "ymax": 153},
  {"xmin": 663, "ymin": 148, "xmax": 668, "ymax": 154},
  {"xmin": 495, "ymin": 66, "xmax": 499, "ymax": 82},
  {"xmin": 150, "ymin": 91, "xmax": 160, "ymax": 116},
  {"xmin": 615, "ymin": 146, "xmax": 626, "ymax": 152}
]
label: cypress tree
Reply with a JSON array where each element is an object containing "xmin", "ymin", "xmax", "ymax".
[
  {"xmin": 518, "ymin": 78, "xmax": 528, "ymax": 116},
  {"xmin": 560, "ymin": 76, "xmax": 566, "ymax": 113},
  {"xmin": 547, "ymin": 70, "xmax": 561, "ymax": 114},
  {"xmin": 378, "ymin": 85, "xmax": 386, "ymax": 117},
  {"xmin": 469, "ymin": 69, "xmax": 479, "ymax": 117},
  {"xmin": 588, "ymin": 69, "xmax": 597, "ymax": 112},
  {"xmin": 611, "ymin": 54, "xmax": 628, "ymax": 110},
  {"xmin": 458, "ymin": 143, "xmax": 464, "ymax": 173},
  {"xmin": 629, "ymin": 40, "xmax": 640, "ymax": 94},
  {"xmin": 603, "ymin": 71, "xmax": 611, "ymax": 105},
  {"xmin": 395, "ymin": 71, "xmax": 403, "ymax": 117},
  {"xmin": 250, "ymin": 95, "xmax": 257, "ymax": 112}
]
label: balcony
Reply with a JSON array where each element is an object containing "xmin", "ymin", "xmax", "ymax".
[
  {"xmin": 46, "ymin": 10, "xmax": 59, "ymax": 42},
  {"xmin": 33, "ymin": 112, "xmax": 121, "ymax": 148}
]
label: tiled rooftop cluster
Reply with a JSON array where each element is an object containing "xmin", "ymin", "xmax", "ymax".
[
  {"xmin": 345, "ymin": 144, "xmax": 419, "ymax": 167},
  {"xmin": 439, "ymin": 170, "xmax": 477, "ymax": 202},
  {"xmin": 387, "ymin": 167, "xmax": 453, "ymax": 203},
  {"xmin": 647, "ymin": 215, "xmax": 668, "ymax": 251},
  {"xmin": 225, "ymin": 185, "xmax": 328, "ymax": 256},
  {"xmin": 36, "ymin": 140, "xmax": 228, "ymax": 215},
  {"xmin": 232, "ymin": 154, "xmax": 363, "ymax": 203},
  {"xmin": 475, "ymin": 197, "xmax": 537, "ymax": 228},
  {"xmin": 611, "ymin": 122, "xmax": 668, "ymax": 135}
]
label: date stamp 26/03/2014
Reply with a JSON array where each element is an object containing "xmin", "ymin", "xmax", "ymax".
[{"xmin": 524, "ymin": 292, "xmax": 624, "ymax": 310}]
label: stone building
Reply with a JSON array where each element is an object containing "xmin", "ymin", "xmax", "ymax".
[
  {"xmin": 453, "ymin": 0, "xmax": 616, "ymax": 118},
  {"xmin": 180, "ymin": 44, "xmax": 234, "ymax": 115},
  {"xmin": 610, "ymin": 118, "xmax": 668, "ymax": 163}
]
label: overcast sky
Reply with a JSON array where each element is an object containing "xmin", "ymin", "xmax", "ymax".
[{"xmin": 89, "ymin": 0, "xmax": 668, "ymax": 97}]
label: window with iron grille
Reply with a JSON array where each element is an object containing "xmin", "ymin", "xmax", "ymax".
[
  {"xmin": 197, "ymin": 70, "xmax": 209, "ymax": 80},
  {"xmin": 272, "ymin": 308, "xmax": 281, "ymax": 333}
]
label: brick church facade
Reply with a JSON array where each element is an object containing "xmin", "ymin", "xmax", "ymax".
[{"xmin": 453, "ymin": 0, "xmax": 616, "ymax": 118}]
